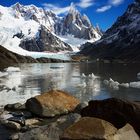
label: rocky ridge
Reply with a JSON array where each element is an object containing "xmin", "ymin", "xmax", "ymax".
[
  {"xmin": 80, "ymin": 0, "xmax": 140, "ymax": 62},
  {"xmin": 0, "ymin": 2, "xmax": 102, "ymax": 54}
]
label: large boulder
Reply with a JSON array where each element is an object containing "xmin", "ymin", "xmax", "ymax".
[
  {"xmin": 61, "ymin": 117, "xmax": 117, "ymax": 140},
  {"xmin": 25, "ymin": 90, "xmax": 80, "ymax": 117},
  {"xmin": 114, "ymin": 123, "xmax": 140, "ymax": 140},
  {"xmin": 61, "ymin": 117, "xmax": 139, "ymax": 140},
  {"xmin": 81, "ymin": 98, "xmax": 140, "ymax": 136}
]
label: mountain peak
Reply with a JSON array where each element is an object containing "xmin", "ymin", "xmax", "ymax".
[
  {"xmin": 11, "ymin": 2, "xmax": 23, "ymax": 9},
  {"xmin": 68, "ymin": 3, "xmax": 79, "ymax": 15}
]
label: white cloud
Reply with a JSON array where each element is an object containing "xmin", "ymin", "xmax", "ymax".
[
  {"xmin": 43, "ymin": 0, "xmax": 95, "ymax": 15},
  {"xmin": 96, "ymin": 0, "xmax": 124, "ymax": 13},
  {"xmin": 96, "ymin": 5, "xmax": 112, "ymax": 12},
  {"xmin": 43, "ymin": 3, "xmax": 71, "ymax": 15},
  {"xmin": 77, "ymin": 0, "xmax": 94, "ymax": 8},
  {"xmin": 109, "ymin": 0, "xmax": 124, "ymax": 6}
]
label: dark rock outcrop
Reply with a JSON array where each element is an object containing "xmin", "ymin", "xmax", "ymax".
[
  {"xmin": 0, "ymin": 45, "xmax": 37, "ymax": 67},
  {"xmin": 0, "ymin": 45, "xmax": 71, "ymax": 68},
  {"xmin": 20, "ymin": 26, "xmax": 73, "ymax": 52},
  {"xmin": 4, "ymin": 103, "xmax": 26, "ymax": 111},
  {"xmin": 80, "ymin": 0, "xmax": 140, "ymax": 62},
  {"xmin": 81, "ymin": 98, "xmax": 140, "ymax": 136}
]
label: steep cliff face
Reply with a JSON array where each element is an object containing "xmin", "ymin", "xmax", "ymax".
[
  {"xmin": 54, "ymin": 4, "xmax": 102, "ymax": 40},
  {"xmin": 80, "ymin": 0, "xmax": 140, "ymax": 62},
  {"xmin": 19, "ymin": 26, "xmax": 72, "ymax": 52}
]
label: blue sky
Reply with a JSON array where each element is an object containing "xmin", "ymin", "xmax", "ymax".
[{"xmin": 0, "ymin": 0, "xmax": 134, "ymax": 30}]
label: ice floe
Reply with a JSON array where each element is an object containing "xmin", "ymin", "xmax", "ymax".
[
  {"xmin": 103, "ymin": 78, "xmax": 119, "ymax": 90},
  {"xmin": 5, "ymin": 67, "xmax": 20, "ymax": 72}
]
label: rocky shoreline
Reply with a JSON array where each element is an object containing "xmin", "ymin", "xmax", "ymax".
[{"xmin": 0, "ymin": 90, "xmax": 140, "ymax": 140}]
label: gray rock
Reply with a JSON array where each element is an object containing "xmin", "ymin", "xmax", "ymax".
[
  {"xmin": 55, "ymin": 113, "xmax": 81, "ymax": 131},
  {"xmin": 74, "ymin": 102, "xmax": 88, "ymax": 114},
  {"xmin": 25, "ymin": 118, "xmax": 40, "ymax": 126},
  {"xmin": 20, "ymin": 26, "xmax": 73, "ymax": 52},
  {"xmin": 55, "ymin": 5, "xmax": 102, "ymax": 40},
  {"xmin": 8, "ymin": 116, "xmax": 25, "ymax": 127},
  {"xmin": 19, "ymin": 125, "xmax": 60, "ymax": 140},
  {"xmin": 4, "ymin": 103, "xmax": 25, "ymax": 111},
  {"xmin": 19, "ymin": 113, "xmax": 81, "ymax": 140},
  {"xmin": 9, "ymin": 133, "xmax": 19, "ymax": 140},
  {"xmin": 1, "ymin": 120, "xmax": 21, "ymax": 130}
]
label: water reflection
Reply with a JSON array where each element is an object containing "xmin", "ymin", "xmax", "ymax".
[{"xmin": 0, "ymin": 62, "xmax": 140, "ymax": 106}]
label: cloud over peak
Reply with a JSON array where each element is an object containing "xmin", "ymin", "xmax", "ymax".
[
  {"xmin": 43, "ymin": 0, "xmax": 95, "ymax": 15},
  {"xmin": 43, "ymin": 3, "xmax": 71, "ymax": 15}
]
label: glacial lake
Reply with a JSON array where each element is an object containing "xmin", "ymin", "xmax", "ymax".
[{"xmin": 0, "ymin": 62, "xmax": 140, "ymax": 107}]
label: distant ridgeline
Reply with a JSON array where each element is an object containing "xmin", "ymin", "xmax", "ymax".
[
  {"xmin": 0, "ymin": 45, "xmax": 69, "ymax": 68},
  {"xmin": 80, "ymin": 0, "xmax": 140, "ymax": 62}
]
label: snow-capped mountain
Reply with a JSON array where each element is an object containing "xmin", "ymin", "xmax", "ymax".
[
  {"xmin": 55, "ymin": 3, "xmax": 102, "ymax": 40},
  {"xmin": 0, "ymin": 2, "xmax": 102, "ymax": 58},
  {"xmin": 80, "ymin": 0, "xmax": 140, "ymax": 62}
]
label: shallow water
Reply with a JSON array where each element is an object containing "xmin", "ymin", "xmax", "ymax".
[{"xmin": 0, "ymin": 62, "xmax": 140, "ymax": 107}]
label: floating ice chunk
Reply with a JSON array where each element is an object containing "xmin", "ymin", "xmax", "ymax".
[
  {"xmin": 76, "ymin": 82, "xmax": 87, "ymax": 88},
  {"xmin": 103, "ymin": 78, "xmax": 119, "ymax": 90},
  {"xmin": 88, "ymin": 73, "xmax": 100, "ymax": 80},
  {"xmin": 5, "ymin": 67, "xmax": 20, "ymax": 72},
  {"xmin": 109, "ymin": 82, "xmax": 119, "ymax": 90},
  {"xmin": 88, "ymin": 73, "xmax": 95, "ymax": 79},
  {"xmin": 119, "ymin": 83, "xmax": 130, "ymax": 88},
  {"xmin": 129, "ymin": 81, "xmax": 140, "ymax": 89},
  {"xmin": 0, "ymin": 71, "xmax": 8, "ymax": 77},
  {"xmin": 137, "ymin": 72, "xmax": 140, "ymax": 76},
  {"xmin": 81, "ymin": 73, "xmax": 86, "ymax": 78},
  {"xmin": 103, "ymin": 80, "xmax": 109, "ymax": 86}
]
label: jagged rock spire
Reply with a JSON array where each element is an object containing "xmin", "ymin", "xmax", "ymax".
[{"xmin": 69, "ymin": 3, "xmax": 78, "ymax": 14}]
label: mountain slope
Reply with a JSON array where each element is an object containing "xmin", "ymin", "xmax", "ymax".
[
  {"xmin": 0, "ymin": 45, "xmax": 70, "ymax": 68},
  {"xmin": 54, "ymin": 4, "xmax": 102, "ymax": 40},
  {"xmin": 0, "ymin": 3, "xmax": 73, "ymax": 53},
  {"xmin": 0, "ymin": 3, "xmax": 102, "ymax": 57},
  {"xmin": 80, "ymin": 0, "xmax": 140, "ymax": 62}
]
